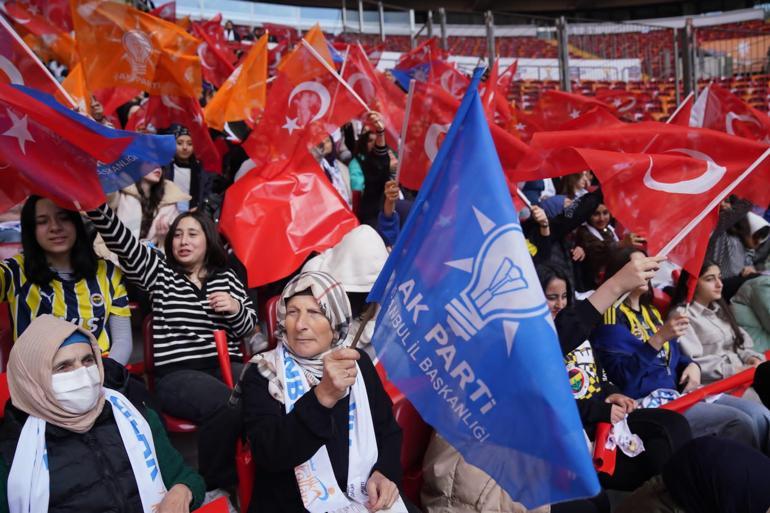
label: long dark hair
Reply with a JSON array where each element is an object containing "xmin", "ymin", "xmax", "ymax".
[
  {"xmin": 164, "ymin": 211, "xmax": 227, "ymax": 278},
  {"xmin": 137, "ymin": 176, "xmax": 165, "ymax": 239},
  {"xmin": 605, "ymin": 247, "xmax": 653, "ymax": 308},
  {"xmin": 696, "ymin": 260, "xmax": 746, "ymax": 350},
  {"xmin": 536, "ymin": 264, "xmax": 574, "ymax": 309},
  {"xmin": 20, "ymin": 196, "xmax": 98, "ymax": 286},
  {"xmin": 354, "ymin": 129, "xmax": 375, "ymax": 158}
]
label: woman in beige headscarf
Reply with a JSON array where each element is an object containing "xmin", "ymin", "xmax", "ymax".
[{"xmin": 0, "ymin": 314, "xmax": 204, "ymax": 513}]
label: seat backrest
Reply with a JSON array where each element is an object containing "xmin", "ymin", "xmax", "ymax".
[
  {"xmin": 265, "ymin": 295, "xmax": 280, "ymax": 351},
  {"xmin": 0, "ymin": 304, "xmax": 12, "ymax": 372},
  {"xmin": 0, "ymin": 373, "xmax": 8, "ymax": 418},
  {"xmin": 392, "ymin": 396, "xmax": 432, "ymax": 473},
  {"xmin": 142, "ymin": 315, "xmax": 155, "ymax": 390}
]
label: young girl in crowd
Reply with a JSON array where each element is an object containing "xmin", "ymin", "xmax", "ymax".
[
  {"xmin": 0, "ymin": 315, "xmax": 205, "ymax": 513},
  {"xmin": 575, "ymin": 203, "xmax": 645, "ymax": 291},
  {"xmin": 537, "ymin": 261, "xmax": 691, "ymax": 500},
  {"xmin": 86, "ymin": 202, "xmax": 257, "ymax": 501},
  {"xmin": 313, "ymin": 135, "xmax": 352, "ymax": 208},
  {"xmin": 676, "ymin": 262, "xmax": 770, "ymax": 408},
  {"xmin": 592, "ymin": 249, "xmax": 770, "ymax": 453},
  {"xmin": 0, "ymin": 196, "xmax": 132, "ymax": 364},
  {"xmin": 95, "ymin": 168, "xmax": 190, "ymax": 262},
  {"xmin": 353, "ymin": 113, "xmax": 394, "ymax": 227},
  {"xmin": 162, "ymin": 126, "xmax": 206, "ymax": 212}
]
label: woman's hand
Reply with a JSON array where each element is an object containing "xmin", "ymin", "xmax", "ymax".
[
  {"xmin": 314, "ymin": 348, "xmax": 360, "ymax": 408},
  {"xmin": 679, "ymin": 363, "xmax": 701, "ymax": 393},
  {"xmin": 609, "ymin": 253, "xmax": 664, "ymax": 294},
  {"xmin": 571, "ymin": 246, "xmax": 586, "ymax": 262},
  {"xmin": 653, "ymin": 313, "xmax": 690, "ymax": 344},
  {"xmin": 606, "ymin": 393, "xmax": 635, "ymax": 423},
  {"xmin": 207, "ymin": 291, "xmax": 240, "ymax": 315},
  {"xmin": 365, "ymin": 470, "xmax": 400, "ymax": 511},
  {"xmin": 364, "ymin": 111, "xmax": 385, "ymax": 133},
  {"xmin": 383, "ymin": 180, "xmax": 399, "ymax": 218},
  {"xmin": 622, "ymin": 232, "xmax": 647, "ymax": 248},
  {"xmin": 154, "ymin": 484, "xmax": 192, "ymax": 513}
]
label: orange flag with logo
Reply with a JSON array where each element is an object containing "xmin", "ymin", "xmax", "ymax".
[
  {"xmin": 71, "ymin": 0, "xmax": 201, "ymax": 98},
  {"xmin": 204, "ymin": 34, "xmax": 268, "ymax": 131},
  {"xmin": 59, "ymin": 62, "xmax": 89, "ymax": 112}
]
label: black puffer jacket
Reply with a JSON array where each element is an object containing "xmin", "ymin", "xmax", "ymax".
[{"xmin": 0, "ymin": 405, "xmax": 144, "ymax": 513}]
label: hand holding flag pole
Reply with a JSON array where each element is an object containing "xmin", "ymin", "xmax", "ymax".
[{"xmin": 612, "ymin": 145, "xmax": 770, "ymax": 307}]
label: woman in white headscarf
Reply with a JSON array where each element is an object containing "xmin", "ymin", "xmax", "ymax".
[
  {"xmin": 0, "ymin": 314, "xmax": 204, "ymax": 513},
  {"xmin": 234, "ymin": 271, "xmax": 412, "ymax": 513}
]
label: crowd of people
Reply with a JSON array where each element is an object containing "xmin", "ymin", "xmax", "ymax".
[{"xmin": 2, "ymin": 8, "xmax": 770, "ymax": 513}]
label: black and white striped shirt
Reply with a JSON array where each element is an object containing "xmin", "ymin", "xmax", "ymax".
[{"xmin": 88, "ymin": 205, "xmax": 257, "ymax": 376}]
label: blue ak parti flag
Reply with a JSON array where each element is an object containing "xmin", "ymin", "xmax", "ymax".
[
  {"xmin": 389, "ymin": 63, "xmax": 432, "ymax": 91},
  {"xmin": 368, "ymin": 69, "xmax": 600, "ymax": 508},
  {"xmin": 15, "ymin": 85, "xmax": 176, "ymax": 193}
]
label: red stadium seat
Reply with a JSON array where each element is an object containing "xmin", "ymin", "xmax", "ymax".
[
  {"xmin": 392, "ymin": 395, "xmax": 433, "ymax": 508},
  {"xmin": 265, "ymin": 295, "xmax": 280, "ymax": 351},
  {"xmin": 0, "ymin": 373, "xmax": 8, "ymax": 418}
]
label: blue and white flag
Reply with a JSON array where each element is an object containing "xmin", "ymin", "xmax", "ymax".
[
  {"xmin": 15, "ymin": 85, "xmax": 176, "ymax": 193},
  {"xmin": 368, "ymin": 69, "xmax": 600, "ymax": 508}
]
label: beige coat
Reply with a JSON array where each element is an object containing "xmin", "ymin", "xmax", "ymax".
[
  {"xmin": 94, "ymin": 180, "xmax": 190, "ymax": 263},
  {"xmin": 421, "ymin": 434, "xmax": 550, "ymax": 513}
]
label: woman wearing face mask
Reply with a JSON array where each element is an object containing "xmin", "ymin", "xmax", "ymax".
[
  {"xmin": 234, "ymin": 271, "xmax": 412, "ymax": 513},
  {"xmin": 0, "ymin": 315, "xmax": 205, "ymax": 513},
  {"xmin": 86, "ymin": 203, "xmax": 257, "ymax": 504},
  {"xmin": 0, "ymin": 196, "xmax": 132, "ymax": 364}
]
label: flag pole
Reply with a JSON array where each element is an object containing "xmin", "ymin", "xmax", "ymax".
[
  {"xmin": 665, "ymin": 91, "xmax": 694, "ymax": 125},
  {"xmin": 613, "ymin": 146, "xmax": 770, "ymax": 308},
  {"xmin": 0, "ymin": 15, "xmax": 77, "ymax": 109},
  {"xmin": 301, "ymin": 39, "xmax": 370, "ymax": 111},
  {"xmin": 395, "ymin": 79, "xmax": 416, "ymax": 186}
]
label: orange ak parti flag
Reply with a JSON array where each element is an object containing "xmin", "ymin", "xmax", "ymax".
[
  {"xmin": 71, "ymin": 0, "xmax": 201, "ymax": 98},
  {"xmin": 204, "ymin": 34, "xmax": 268, "ymax": 131}
]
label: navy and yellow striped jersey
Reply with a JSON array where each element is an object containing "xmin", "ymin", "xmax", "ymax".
[
  {"xmin": 604, "ymin": 302, "xmax": 670, "ymax": 361},
  {"xmin": 0, "ymin": 254, "xmax": 130, "ymax": 352}
]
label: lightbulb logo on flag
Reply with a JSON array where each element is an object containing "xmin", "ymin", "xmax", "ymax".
[
  {"xmin": 444, "ymin": 207, "xmax": 550, "ymax": 355},
  {"xmin": 369, "ymin": 68, "xmax": 598, "ymax": 508}
]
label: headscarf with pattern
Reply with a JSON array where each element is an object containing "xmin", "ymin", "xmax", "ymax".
[{"xmin": 231, "ymin": 271, "xmax": 352, "ymax": 404}]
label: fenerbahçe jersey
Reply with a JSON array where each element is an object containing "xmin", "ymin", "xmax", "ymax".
[
  {"xmin": 0, "ymin": 254, "xmax": 130, "ymax": 352},
  {"xmin": 564, "ymin": 340, "xmax": 605, "ymax": 400}
]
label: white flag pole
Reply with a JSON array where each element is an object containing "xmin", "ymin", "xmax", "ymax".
[
  {"xmin": 301, "ymin": 39, "xmax": 370, "ymax": 111},
  {"xmin": 613, "ymin": 146, "xmax": 770, "ymax": 307},
  {"xmin": 394, "ymin": 79, "xmax": 415, "ymax": 186},
  {"xmin": 0, "ymin": 15, "xmax": 77, "ymax": 108},
  {"xmin": 665, "ymin": 91, "xmax": 694, "ymax": 125}
]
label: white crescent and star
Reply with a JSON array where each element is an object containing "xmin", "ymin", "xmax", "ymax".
[
  {"xmin": 643, "ymin": 148, "xmax": 727, "ymax": 195},
  {"xmin": 282, "ymin": 81, "xmax": 331, "ymax": 134},
  {"xmin": 2, "ymin": 109, "xmax": 35, "ymax": 155},
  {"xmin": 347, "ymin": 72, "xmax": 375, "ymax": 102},
  {"xmin": 0, "ymin": 57, "xmax": 24, "ymax": 85},
  {"xmin": 424, "ymin": 123, "xmax": 450, "ymax": 162},
  {"xmin": 725, "ymin": 111, "xmax": 761, "ymax": 136},
  {"xmin": 197, "ymin": 43, "xmax": 216, "ymax": 70}
]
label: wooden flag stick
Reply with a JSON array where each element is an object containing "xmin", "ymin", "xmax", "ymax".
[{"xmin": 301, "ymin": 38, "xmax": 370, "ymax": 112}]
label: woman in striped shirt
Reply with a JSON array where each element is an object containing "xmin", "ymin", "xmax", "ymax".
[{"xmin": 87, "ymin": 203, "xmax": 257, "ymax": 503}]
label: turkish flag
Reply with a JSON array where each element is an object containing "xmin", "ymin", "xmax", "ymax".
[
  {"xmin": 690, "ymin": 83, "xmax": 770, "ymax": 143},
  {"xmin": 667, "ymin": 93, "xmax": 694, "ymax": 126},
  {"xmin": 219, "ymin": 151, "xmax": 359, "ymax": 287},
  {"xmin": 71, "ymin": 0, "xmax": 201, "ymax": 98},
  {"xmin": 396, "ymin": 38, "xmax": 446, "ymax": 70},
  {"xmin": 480, "ymin": 60, "xmax": 516, "ymax": 132},
  {"xmin": 3, "ymin": 1, "xmax": 77, "ymax": 67},
  {"xmin": 497, "ymin": 60, "xmax": 517, "ymax": 99},
  {"xmin": 0, "ymin": 15, "xmax": 60, "ymax": 97},
  {"xmin": 150, "ymin": 1, "xmax": 176, "ymax": 22},
  {"xmin": 191, "ymin": 17, "xmax": 236, "ymax": 88},
  {"xmin": 552, "ymin": 147, "xmax": 766, "ymax": 292},
  {"xmin": 204, "ymin": 34, "xmax": 268, "ymax": 131},
  {"xmin": 8, "ymin": 0, "xmax": 72, "ymax": 31},
  {"xmin": 366, "ymin": 43, "xmax": 385, "ymax": 67},
  {"xmin": 262, "ymin": 23, "xmax": 300, "ymax": 46},
  {"xmin": 243, "ymin": 26, "xmax": 366, "ymax": 169},
  {"xmin": 128, "ymin": 95, "xmax": 221, "ymax": 173},
  {"xmin": 595, "ymin": 90, "xmax": 652, "ymax": 121},
  {"xmin": 428, "ymin": 60, "xmax": 470, "ymax": 100},
  {"xmin": 399, "ymin": 81, "xmax": 538, "ymax": 192},
  {"xmin": 343, "ymin": 44, "xmax": 405, "ymax": 149},
  {"xmin": 529, "ymin": 90, "xmax": 617, "ymax": 131},
  {"xmin": 0, "ymin": 83, "xmax": 135, "ymax": 211}
]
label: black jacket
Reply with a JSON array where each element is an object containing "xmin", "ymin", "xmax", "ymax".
[
  {"xmin": 357, "ymin": 145, "xmax": 392, "ymax": 227},
  {"xmin": 241, "ymin": 349, "xmax": 403, "ymax": 513}
]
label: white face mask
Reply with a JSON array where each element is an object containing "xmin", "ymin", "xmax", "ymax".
[{"xmin": 51, "ymin": 365, "xmax": 102, "ymax": 414}]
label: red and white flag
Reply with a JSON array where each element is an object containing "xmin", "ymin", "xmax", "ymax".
[
  {"xmin": 529, "ymin": 90, "xmax": 617, "ymax": 131},
  {"xmin": 690, "ymin": 83, "xmax": 770, "ymax": 143},
  {"xmin": 0, "ymin": 15, "xmax": 62, "ymax": 97}
]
